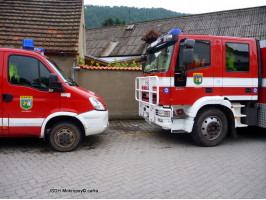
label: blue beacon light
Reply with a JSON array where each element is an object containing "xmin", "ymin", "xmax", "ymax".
[
  {"xmin": 168, "ymin": 29, "xmax": 181, "ymax": 35},
  {"xmin": 23, "ymin": 39, "xmax": 34, "ymax": 50}
]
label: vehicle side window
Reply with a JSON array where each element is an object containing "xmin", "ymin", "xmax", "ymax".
[
  {"xmin": 8, "ymin": 55, "xmax": 51, "ymax": 91},
  {"xmin": 39, "ymin": 62, "xmax": 51, "ymax": 90},
  {"xmin": 177, "ymin": 40, "xmax": 211, "ymax": 71},
  {"xmin": 225, "ymin": 43, "xmax": 249, "ymax": 72}
]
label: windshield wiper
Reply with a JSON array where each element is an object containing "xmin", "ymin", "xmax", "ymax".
[
  {"xmin": 69, "ymin": 77, "xmax": 79, "ymax": 86},
  {"xmin": 148, "ymin": 69, "xmax": 159, "ymax": 73}
]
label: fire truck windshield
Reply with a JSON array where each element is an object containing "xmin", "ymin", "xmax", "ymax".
[{"xmin": 144, "ymin": 44, "xmax": 175, "ymax": 74}]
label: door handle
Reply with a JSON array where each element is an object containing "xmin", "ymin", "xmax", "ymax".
[
  {"xmin": 245, "ymin": 88, "xmax": 252, "ymax": 93},
  {"xmin": 205, "ymin": 88, "xmax": 213, "ymax": 93},
  {"xmin": 2, "ymin": 94, "xmax": 13, "ymax": 102}
]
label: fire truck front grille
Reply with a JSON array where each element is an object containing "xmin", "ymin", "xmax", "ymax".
[
  {"xmin": 141, "ymin": 92, "xmax": 157, "ymax": 104},
  {"xmin": 142, "ymin": 92, "xmax": 149, "ymax": 102}
]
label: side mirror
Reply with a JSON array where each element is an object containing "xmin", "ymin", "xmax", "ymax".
[
  {"xmin": 141, "ymin": 54, "xmax": 147, "ymax": 61},
  {"xmin": 49, "ymin": 73, "xmax": 65, "ymax": 93},
  {"xmin": 142, "ymin": 62, "xmax": 146, "ymax": 73},
  {"xmin": 183, "ymin": 49, "xmax": 194, "ymax": 66},
  {"xmin": 141, "ymin": 55, "xmax": 147, "ymax": 73},
  {"xmin": 182, "ymin": 38, "xmax": 195, "ymax": 66},
  {"xmin": 184, "ymin": 39, "xmax": 195, "ymax": 48}
]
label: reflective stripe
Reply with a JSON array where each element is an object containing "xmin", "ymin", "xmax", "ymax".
[
  {"xmin": 3, "ymin": 118, "xmax": 8, "ymax": 127},
  {"xmin": 157, "ymin": 77, "xmax": 258, "ymax": 88},
  {"xmin": 0, "ymin": 118, "xmax": 45, "ymax": 127},
  {"xmin": 221, "ymin": 78, "xmax": 258, "ymax": 87}
]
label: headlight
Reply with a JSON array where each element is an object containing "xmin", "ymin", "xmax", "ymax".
[
  {"xmin": 89, "ymin": 97, "xmax": 105, "ymax": 111},
  {"xmin": 156, "ymin": 109, "xmax": 170, "ymax": 117}
]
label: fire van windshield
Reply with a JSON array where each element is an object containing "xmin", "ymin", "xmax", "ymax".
[
  {"xmin": 144, "ymin": 44, "xmax": 175, "ymax": 74},
  {"xmin": 46, "ymin": 59, "xmax": 76, "ymax": 86}
]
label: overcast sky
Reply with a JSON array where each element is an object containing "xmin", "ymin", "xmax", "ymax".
[{"xmin": 84, "ymin": 0, "xmax": 265, "ymax": 14}]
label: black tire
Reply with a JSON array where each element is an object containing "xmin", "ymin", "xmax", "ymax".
[
  {"xmin": 191, "ymin": 108, "xmax": 228, "ymax": 147},
  {"xmin": 49, "ymin": 121, "xmax": 82, "ymax": 152}
]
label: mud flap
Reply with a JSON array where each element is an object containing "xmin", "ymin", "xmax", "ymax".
[{"xmin": 230, "ymin": 125, "xmax": 238, "ymax": 139}]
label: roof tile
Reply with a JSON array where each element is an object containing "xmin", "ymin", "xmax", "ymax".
[
  {"xmin": 0, "ymin": 0, "xmax": 82, "ymax": 53},
  {"xmin": 78, "ymin": 64, "xmax": 142, "ymax": 71},
  {"xmin": 86, "ymin": 6, "xmax": 266, "ymax": 57}
]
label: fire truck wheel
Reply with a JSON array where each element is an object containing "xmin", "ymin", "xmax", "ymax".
[
  {"xmin": 191, "ymin": 108, "xmax": 228, "ymax": 147},
  {"xmin": 49, "ymin": 121, "xmax": 82, "ymax": 152}
]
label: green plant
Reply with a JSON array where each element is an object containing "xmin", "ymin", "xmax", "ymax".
[
  {"xmin": 114, "ymin": 59, "xmax": 121, "ymax": 68},
  {"xmin": 130, "ymin": 61, "xmax": 137, "ymax": 68},
  {"xmin": 122, "ymin": 62, "xmax": 129, "ymax": 68},
  {"xmin": 78, "ymin": 54, "xmax": 85, "ymax": 65}
]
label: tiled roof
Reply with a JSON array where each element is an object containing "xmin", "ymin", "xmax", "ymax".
[
  {"xmin": 79, "ymin": 64, "xmax": 142, "ymax": 71},
  {"xmin": 0, "ymin": 0, "xmax": 82, "ymax": 53},
  {"xmin": 86, "ymin": 6, "xmax": 266, "ymax": 57}
]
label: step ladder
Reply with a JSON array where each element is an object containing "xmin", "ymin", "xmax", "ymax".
[{"xmin": 231, "ymin": 103, "xmax": 248, "ymax": 127}]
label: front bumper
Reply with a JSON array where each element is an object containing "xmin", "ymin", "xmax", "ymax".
[
  {"xmin": 77, "ymin": 110, "xmax": 109, "ymax": 136},
  {"xmin": 139, "ymin": 103, "xmax": 194, "ymax": 133},
  {"xmin": 140, "ymin": 102, "xmax": 172, "ymax": 130}
]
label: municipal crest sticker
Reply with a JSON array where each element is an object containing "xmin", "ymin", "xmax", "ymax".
[
  {"xmin": 164, "ymin": 87, "xmax": 170, "ymax": 94},
  {"xmin": 193, "ymin": 73, "xmax": 203, "ymax": 85},
  {"xmin": 20, "ymin": 96, "xmax": 33, "ymax": 110}
]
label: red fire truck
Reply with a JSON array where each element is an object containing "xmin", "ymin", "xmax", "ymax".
[
  {"xmin": 0, "ymin": 39, "xmax": 108, "ymax": 151},
  {"xmin": 136, "ymin": 29, "xmax": 266, "ymax": 146}
]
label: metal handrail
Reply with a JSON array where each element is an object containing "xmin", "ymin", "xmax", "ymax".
[{"xmin": 135, "ymin": 76, "xmax": 159, "ymax": 105}]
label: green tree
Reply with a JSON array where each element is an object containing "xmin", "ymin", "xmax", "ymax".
[
  {"xmin": 102, "ymin": 17, "xmax": 115, "ymax": 27},
  {"xmin": 84, "ymin": 5, "xmax": 189, "ymax": 29},
  {"xmin": 102, "ymin": 17, "xmax": 126, "ymax": 27},
  {"xmin": 115, "ymin": 18, "xmax": 121, "ymax": 25}
]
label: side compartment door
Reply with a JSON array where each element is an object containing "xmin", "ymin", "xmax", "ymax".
[
  {"xmin": 222, "ymin": 39, "xmax": 258, "ymax": 101},
  {"xmin": 172, "ymin": 39, "xmax": 213, "ymax": 105},
  {"xmin": 2, "ymin": 52, "xmax": 60, "ymax": 137}
]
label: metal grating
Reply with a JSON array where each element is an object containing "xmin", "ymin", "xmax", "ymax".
[{"xmin": 258, "ymin": 103, "xmax": 266, "ymax": 128}]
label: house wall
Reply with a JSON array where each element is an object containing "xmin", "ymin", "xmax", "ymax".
[
  {"xmin": 48, "ymin": 55, "xmax": 142, "ymax": 119},
  {"xmin": 76, "ymin": 69, "xmax": 143, "ymax": 119},
  {"xmin": 78, "ymin": 0, "xmax": 86, "ymax": 58}
]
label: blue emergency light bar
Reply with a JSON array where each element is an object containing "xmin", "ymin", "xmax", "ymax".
[
  {"xmin": 23, "ymin": 39, "xmax": 34, "ymax": 50},
  {"xmin": 168, "ymin": 29, "xmax": 181, "ymax": 35},
  {"xmin": 149, "ymin": 29, "xmax": 181, "ymax": 49}
]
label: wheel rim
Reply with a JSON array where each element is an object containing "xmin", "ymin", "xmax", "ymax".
[
  {"xmin": 201, "ymin": 116, "xmax": 222, "ymax": 140},
  {"xmin": 54, "ymin": 128, "xmax": 76, "ymax": 148}
]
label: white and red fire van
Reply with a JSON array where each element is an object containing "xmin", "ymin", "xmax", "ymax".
[{"xmin": 0, "ymin": 39, "xmax": 108, "ymax": 151}]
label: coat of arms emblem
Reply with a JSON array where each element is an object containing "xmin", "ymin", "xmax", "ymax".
[
  {"xmin": 193, "ymin": 73, "xmax": 203, "ymax": 85},
  {"xmin": 20, "ymin": 96, "xmax": 33, "ymax": 110}
]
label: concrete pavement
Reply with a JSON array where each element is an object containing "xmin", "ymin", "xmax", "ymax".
[{"xmin": 0, "ymin": 120, "xmax": 265, "ymax": 198}]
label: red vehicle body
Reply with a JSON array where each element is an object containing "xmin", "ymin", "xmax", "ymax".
[
  {"xmin": 0, "ymin": 44, "xmax": 108, "ymax": 151},
  {"xmin": 136, "ymin": 29, "xmax": 266, "ymax": 146}
]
